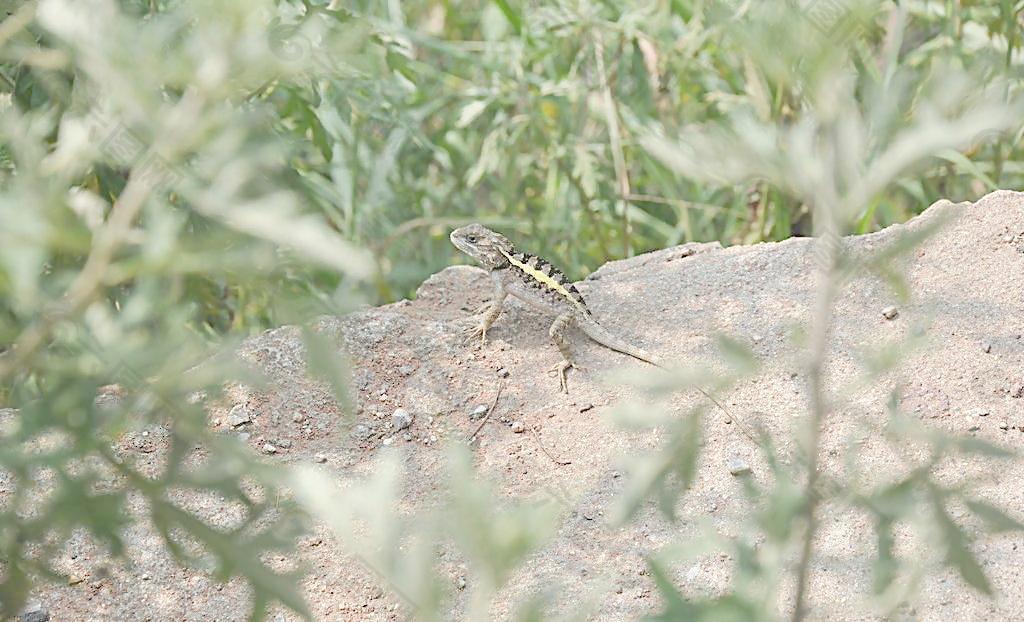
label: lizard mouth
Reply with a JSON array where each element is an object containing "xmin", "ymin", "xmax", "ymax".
[{"xmin": 449, "ymin": 231, "xmax": 477, "ymax": 259}]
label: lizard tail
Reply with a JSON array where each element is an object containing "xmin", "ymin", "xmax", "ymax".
[
  {"xmin": 578, "ymin": 317, "xmax": 664, "ymax": 368},
  {"xmin": 580, "ymin": 317, "xmax": 740, "ymax": 431}
]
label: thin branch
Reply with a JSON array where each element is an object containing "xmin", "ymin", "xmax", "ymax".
[
  {"xmin": 625, "ymin": 193, "xmax": 724, "ymax": 213},
  {"xmin": 467, "ymin": 382, "xmax": 504, "ymax": 444},
  {"xmin": 0, "ymin": 89, "xmax": 203, "ymax": 383},
  {"xmin": 0, "ymin": 174, "xmax": 153, "ymax": 382},
  {"xmin": 791, "ymin": 217, "xmax": 842, "ymax": 622},
  {"xmin": 373, "ymin": 216, "xmax": 470, "ymax": 254},
  {"xmin": 529, "ymin": 425, "xmax": 571, "ymax": 466}
]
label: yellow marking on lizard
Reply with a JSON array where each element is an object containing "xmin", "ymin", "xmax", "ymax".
[{"xmin": 498, "ymin": 248, "xmax": 585, "ymax": 313}]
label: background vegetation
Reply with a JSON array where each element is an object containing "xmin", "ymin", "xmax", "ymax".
[{"xmin": 1, "ymin": 0, "xmax": 1022, "ymax": 620}]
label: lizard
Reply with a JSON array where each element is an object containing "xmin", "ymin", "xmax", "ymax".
[{"xmin": 449, "ymin": 223, "xmax": 665, "ymax": 393}]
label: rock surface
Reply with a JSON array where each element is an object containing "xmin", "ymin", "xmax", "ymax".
[{"xmin": 18, "ymin": 190, "xmax": 1024, "ymax": 620}]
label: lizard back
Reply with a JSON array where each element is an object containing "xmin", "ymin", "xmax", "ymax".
[{"xmin": 497, "ymin": 247, "xmax": 592, "ymax": 316}]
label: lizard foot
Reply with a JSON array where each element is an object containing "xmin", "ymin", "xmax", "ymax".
[
  {"xmin": 461, "ymin": 319, "xmax": 489, "ymax": 345},
  {"xmin": 547, "ymin": 360, "xmax": 586, "ymax": 394}
]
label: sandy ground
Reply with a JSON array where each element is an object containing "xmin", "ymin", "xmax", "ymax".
[{"xmin": 14, "ymin": 190, "xmax": 1024, "ymax": 620}]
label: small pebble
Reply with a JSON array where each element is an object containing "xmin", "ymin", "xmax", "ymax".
[
  {"xmin": 392, "ymin": 408, "xmax": 413, "ymax": 431},
  {"xmin": 429, "ymin": 434, "xmax": 437, "ymax": 443},
  {"xmin": 470, "ymin": 404, "xmax": 488, "ymax": 419},
  {"xmin": 19, "ymin": 601, "xmax": 49, "ymax": 622},
  {"xmin": 968, "ymin": 425, "xmax": 981, "ymax": 432},
  {"xmin": 457, "ymin": 576, "xmax": 467, "ymax": 590},
  {"xmin": 314, "ymin": 453, "xmax": 327, "ymax": 463},
  {"xmin": 353, "ymin": 424, "xmax": 372, "ymax": 440},
  {"xmin": 881, "ymin": 306, "xmax": 899, "ymax": 320},
  {"xmin": 727, "ymin": 456, "xmax": 752, "ymax": 476},
  {"xmin": 382, "ymin": 437, "xmax": 394, "ymax": 446},
  {"xmin": 497, "ymin": 367, "xmax": 510, "ymax": 378},
  {"xmin": 579, "ymin": 403, "xmax": 595, "ymax": 413},
  {"xmin": 403, "ymin": 433, "xmax": 413, "ymax": 442},
  {"xmin": 292, "ymin": 413, "xmax": 305, "ymax": 423},
  {"xmin": 68, "ymin": 574, "xmax": 84, "ymax": 586},
  {"xmin": 982, "ymin": 342, "xmax": 992, "ymax": 353},
  {"xmin": 510, "ymin": 421, "xmax": 526, "ymax": 433},
  {"xmin": 262, "ymin": 443, "xmax": 277, "ymax": 454},
  {"xmin": 227, "ymin": 404, "xmax": 252, "ymax": 427},
  {"xmin": 277, "ymin": 439, "xmax": 293, "ymax": 448}
]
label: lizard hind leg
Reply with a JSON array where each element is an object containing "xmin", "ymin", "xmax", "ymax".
[{"xmin": 547, "ymin": 311, "xmax": 586, "ymax": 393}]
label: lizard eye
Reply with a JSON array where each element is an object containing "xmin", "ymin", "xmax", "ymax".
[{"xmin": 466, "ymin": 235, "xmax": 478, "ymax": 243}]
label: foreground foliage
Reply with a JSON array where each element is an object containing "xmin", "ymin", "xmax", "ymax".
[{"xmin": 1, "ymin": 0, "xmax": 1023, "ymax": 620}]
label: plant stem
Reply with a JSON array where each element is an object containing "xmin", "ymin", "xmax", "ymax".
[
  {"xmin": 791, "ymin": 221, "xmax": 841, "ymax": 621},
  {"xmin": 0, "ymin": 173, "xmax": 152, "ymax": 383},
  {"xmin": 0, "ymin": 89, "xmax": 203, "ymax": 384},
  {"xmin": 593, "ymin": 30, "xmax": 632, "ymax": 257}
]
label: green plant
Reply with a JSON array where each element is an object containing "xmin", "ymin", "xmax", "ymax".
[
  {"xmin": 3, "ymin": 0, "xmax": 1024, "ymax": 620},
  {"xmin": 0, "ymin": 0, "xmax": 377, "ymax": 617}
]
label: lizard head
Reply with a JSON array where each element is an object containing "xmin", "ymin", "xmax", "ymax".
[{"xmin": 450, "ymin": 223, "xmax": 513, "ymax": 269}]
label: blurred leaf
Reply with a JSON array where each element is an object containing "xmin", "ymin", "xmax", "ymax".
[
  {"xmin": 872, "ymin": 516, "xmax": 899, "ymax": 595},
  {"xmin": 456, "ymin": 100, "xmax": 489, "ymax": 129},
  {"xmin": 935, "ymin": 149, "xmax": 997, "ymax": 191},
  {"xmin": 953, "ymin": 436, "xmax": 1015, "ymax": 459},
  {"xmin": 446, "ymin": 446, "xmax": 562, "ymax": 586},
  {"xmin": 644, "ymin": 557, "xmax": 761, "ymax": 622},
  {"xmin": 572, "ymin": 144, "xmax": 598, "ymax": 198},
  {"xmin": 715, "ymin": 333, "xmax": 759, "ymax": 375},
  {"xmin": 148, "ymin": 492, "xmax": 309, "ymax": 620},
  {"xmin": 965, "ymin": 499, "xmax": 1024, "ymax": 533},
  {"xmin": 290, "ymin": 456, "xmax": 444, "ymax": 618},
  {"xmin": 607, "ymin": 399, "xmax": 673, "ymax": 429},
  {"xmin": 300, "ymin": 326, "xmax": 353, "ymax": 416},
  {"xmin": 612, "ymin": 409, "xmax": 702, "ymax": 523},
  {"xmin": 930, "ymin": 487, "xmax": 992, "ymax": 594}
]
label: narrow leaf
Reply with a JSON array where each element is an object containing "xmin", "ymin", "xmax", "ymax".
[{"xmin": 966, "ymin": 499, "xmax": 1024, "ymax": 533}]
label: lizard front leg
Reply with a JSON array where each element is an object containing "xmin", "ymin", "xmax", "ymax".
[
  {"xmin": 547, "ymin": 311, "xmax": 585, "ymax": 393},
  {"xmin": 465, "ymin": 272, "xmax": 507, "ymax": 344}
]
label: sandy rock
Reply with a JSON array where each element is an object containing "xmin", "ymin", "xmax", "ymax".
[{"xmin": 22, "ymin": 191, "xmax": 1024, "ymax": 622}]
